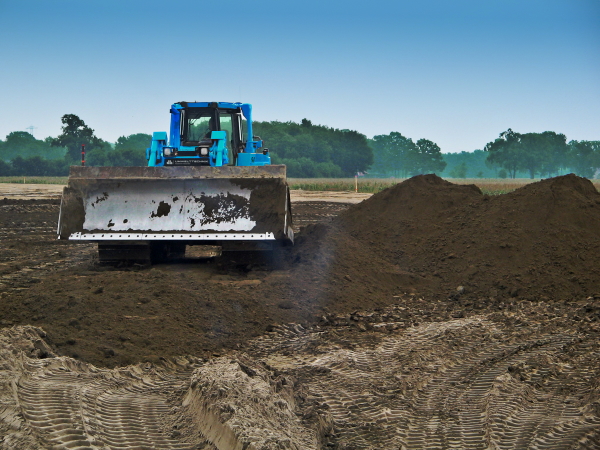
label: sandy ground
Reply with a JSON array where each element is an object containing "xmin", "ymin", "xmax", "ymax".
[
  {"xmin": 0, "ymin": 183, "xmax": 373, "ymax": 203},
  {"xmin": 0, "ymin": 183, "xmax": 64, "ymax": 199},
  {"xmin": 0, "ymin": 178, "xmax": 599, "ymax": 449}
]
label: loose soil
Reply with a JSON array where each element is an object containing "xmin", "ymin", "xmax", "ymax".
[{"xmin": 0, "ymin": 174, "xmax": 599, "ymax": 449}]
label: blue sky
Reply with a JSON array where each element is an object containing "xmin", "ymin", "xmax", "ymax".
[{"xmin": 0, "ymin": 0, "xmax": 598, "ymax": 153}]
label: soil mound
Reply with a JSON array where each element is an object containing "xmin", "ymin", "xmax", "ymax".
[{"xmin": 290, "ymin": 174, "xmax": 600, "ymax": 304}]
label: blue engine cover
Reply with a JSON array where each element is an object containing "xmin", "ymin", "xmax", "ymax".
[{"xmin": 237, "ymin": 152, "xmax": 271, "ymax": 166}]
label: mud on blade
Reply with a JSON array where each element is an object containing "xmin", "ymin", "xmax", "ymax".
[{"xmin": 58, "ymin": 166, "xmax": 293, "ymax": 243}]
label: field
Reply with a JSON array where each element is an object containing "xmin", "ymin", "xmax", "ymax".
[
  {"xmin": 0, "ymin": 176, "xmax": 69, "ymax": 185},
  {"xmin": 0, "ymin": 174, "xmax": 599, "ymax": 449},
  {"xmin": 267, "ymin": 177, "xmax": 600, "ymax": 195},
  {"xmin": 3, "ymin": 175, "xmax": 600, "ymax": 196}
]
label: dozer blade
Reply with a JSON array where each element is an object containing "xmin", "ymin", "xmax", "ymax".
[{"xmin": 57, "ymin": 166, "xmax": 294, "ymax": 246}]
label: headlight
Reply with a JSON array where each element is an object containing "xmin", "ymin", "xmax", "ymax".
[
  {"xmin": 200, "ymin": 147, "xmax": 209, "ymax": 156},
  {"xmin": 163, "ymin": 148, "xmax": 172, "ymax": 156}
]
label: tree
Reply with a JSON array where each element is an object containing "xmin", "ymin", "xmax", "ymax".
[
  {"xmin": 0, "ymin": 131, "xmax": 64, "ymax": 161},
  {"xmin": 449, "ymin": 162, "xmax": 468, "ymax": 178},
  {"xmin": 369, "ymin": 132, "xmax": 416, "ymax": 177},
  {"xmin": 485, "ymin": 129, "xmax": 570, "ymax": 179},
  {"xmin": 9, "ymin": 156, "xmax": 68, "ymax": 176},
  {"xmin": 567, "ymin": 140, "xmax": 600, "ymax": 178},
  {"xmin": 253, "ymin": 119, "xmax": 372, "ymax": 177},
  {"xmin": 538, "ymin": 131, "xmax": 568, "ymax": 176},
  {"xmin": 50, "ymin": 114, "xmax": 106, "ymax": 163},
  {"xmin": 407, "ymin": 139, "xmax": 446, "ymax": 175},
  {"xmin": 0, "ymin": 159, "xmax": 11, "ymax": 175},
  {"xmin": 519, "ymin": 131, "xmax": 568, "ymax": 178},
  {"xmin": 441, "ymin": 150, "xmax": 501, "ymax": 178},
  {"xmin": 485, "ymin": 129, "xmax": 524, "ymax": 178},
  {"xmin": 86, "ymin": 148, "xmax": 109, "ymax": 167},
  {"xmin": 115, "ymin": 133, "xmax": 152, "ymax": 152},
  {"xmin": 107, "ymin": 148, "xmax": 147, "ymax": 166}
]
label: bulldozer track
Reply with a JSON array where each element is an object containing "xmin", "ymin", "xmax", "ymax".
[
  {"xmin": 0, "ymin": 202, "xmax": 96, "ymax": 295},
  {"xmin": 13, "ymin": 355, "xmax": 210, "ymax": 449},
  {"xmin": 248, "ymin": 316, "xmax": 600, "ymax": 449},
  {"xmin": 290, "ymin": 201, "xmax": 350, "ymax": 232},
  {"xmin": 7, "ymin": 316, "xmax": 596, "ymax": 449}
]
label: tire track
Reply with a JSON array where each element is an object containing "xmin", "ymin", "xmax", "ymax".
[
  {"xmin": 13, "ymin": 354, "xmax": 206, "ymax": 449},
  {"xmin": 248, "ymin": 315, "xmax": 600, "ymax": 449}
]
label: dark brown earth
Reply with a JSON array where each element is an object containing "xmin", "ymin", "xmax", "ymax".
[
  {"xmin": 292, "ymin": 173, "xmax": 600, "ymax": 307},
  {"xmin": 1, "ymin": 176, "xmax": 600, "ymax": 449},
  {"xmin": 0, "ymin": 174, "xmax": 599, "ymax": 373}
]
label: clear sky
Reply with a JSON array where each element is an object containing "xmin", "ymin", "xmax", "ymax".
[{"xmin": 0, "ymin": 0, "xmax": 598, "ymax": 153}]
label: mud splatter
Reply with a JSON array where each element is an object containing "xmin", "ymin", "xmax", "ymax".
[
  {"xmin": 91, "ymin": 192, "xmax": 109, "ymax": 208},
  {"xmin": 191, "ymin": 193, "xmax": 250, "ymax": 226},
  {"xmin": 150, "ymin": 201, "xmax": 171, "ymax": 218}
]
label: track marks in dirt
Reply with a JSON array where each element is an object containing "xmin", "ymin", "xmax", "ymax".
[
  {"xmin": 2, "ymin": 315, "xmax": 599, "ymax": 449},
  {"xmin": 290, "ymin": 201, "xmax": 350, "ymax": 233},
  {"xmin": 0, "ymin": 202, "xmax": 95, "ymax": 296},
  {"xmin": 249, "ymin": 314, "xmax": 600, "ymax": 449},
  {"xmin": 0, "ymin": 328, "xmax": 210, "ymax": 450}
]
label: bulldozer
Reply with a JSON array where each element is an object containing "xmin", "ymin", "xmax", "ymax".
[{"xmin": 57, "ymin": 102, "xmax": 293, "ymax": 263}]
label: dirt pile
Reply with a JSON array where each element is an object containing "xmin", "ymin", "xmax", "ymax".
[{"xmin": 290, "ymin": 174, "xmax": 600, "ymax": 305}]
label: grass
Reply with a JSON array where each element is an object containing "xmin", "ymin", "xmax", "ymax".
[
  {"xmin": 1, "ymin": 176, "xmax": 598, "ymax": 196},
  {"xmin": 289, "ymin": 177, "xmax": 538, "ymax": 195},
  {"xmin": 290, "ymin": 177, "xmax": 600, "ymax": 195},
  {"xmin": 0, "ymin": 176, "xmax": 69, "ymax": 185},
  {"xmin": 289, "ymin": 178, "xmax": 399, "ymax": 193}
]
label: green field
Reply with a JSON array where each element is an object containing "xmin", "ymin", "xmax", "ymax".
[
  {"xmin": 288, "ymin": 178, "xmax": 573, "ymax": 195},
  {"xmin": 2, "ymin": 176, "xmax": 598, "ymax": 196},
  {"xmin": 0, "ymin": 176, "xmax": 69, "ymax": 185}
]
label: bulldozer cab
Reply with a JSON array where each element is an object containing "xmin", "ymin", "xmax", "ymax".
[{"xmin": 180, "ymin": 106, "xmax": 244, "ymax": 164}]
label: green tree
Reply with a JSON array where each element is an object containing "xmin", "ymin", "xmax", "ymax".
[
  {"xmin": 407, "ymin": 139, "xmax": 446, "ymax": 175},
  {"xmin": 567, "ymin": 140, "xmax": 600, "ymax": 178},
  {"xmin": 115, "ymin": 133, "xmax": 152, "ymax": 152},
  {"xmin": 485, "ymin": 129, "xmax": 570, "ymax": 179},
  {"xmin": 107, "ymin": 148, "xmax": 147, "ymax": 166},
  {"xmin": 369, "ymin": 132, "xmax": 416, "ymax": 177},
  {"xmin": 0, "ymin": 159, "xmax": 11, "ymax": 175},
  {"xmin": 519, "ymin": 131, "xmax": 568, "ymax": 178},
  {"xmin": 449, "ymin": 162, "xmax": 468, "ymax": 178},
  {"xmin": 441, "ymin": 150, "xmax": 503, "ymax": 178},
  {"xmin": 253, "ymin": 119, "xmax": 372, "ymax": 177},
  {"xmin": 485, "ymin": 129, "xmax": 524, "ymax": 178},
  {"xmin": 86, "ymin": 148, "xmax": 109, "ymax": 166},
  {"xmin": 9, "ymin": 156, "xmax": 68, "ymax": 176},
  {"xmin": 0, "ymin": 131, "xmax": 64, "ymax": 161},
  {"xmin": 50, "ymin": 114, "xmax": 106, "ymax": 164},
  {"xmin": 538, "ymin": 131, "xmax": 569, "ymax": 176}
]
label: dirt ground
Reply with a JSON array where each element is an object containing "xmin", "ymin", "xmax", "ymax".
[{"xmin": 0, "ymin": 176, "xmax": 599, "ymax": 449}]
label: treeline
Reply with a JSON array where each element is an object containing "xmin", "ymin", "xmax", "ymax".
[
  {"xmin": 483, "ymin": 129, "xmax": 599, "ymax": 179},
  {"xmin": 368, "ymin": 129, "xmax": 600, "ymax": 179},
  {"xmin": 1, "ymin": 113, "xmax": 599, "ymax": 179},
  {"xmin": 368, "ymin": 132, "xmax": 446, "ymax": 177},
  {"xmin": 0, "ymin": 114, "xmax": 148, "ymax": 176},
  {"xmin": 253, "ymin": 119, "xmax": 373, "ymax": 177}
]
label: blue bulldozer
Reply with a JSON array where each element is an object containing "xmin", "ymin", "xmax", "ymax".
[{"xmin": 57, "ymin": 102, "xmax": 294, "ymax": 263}]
